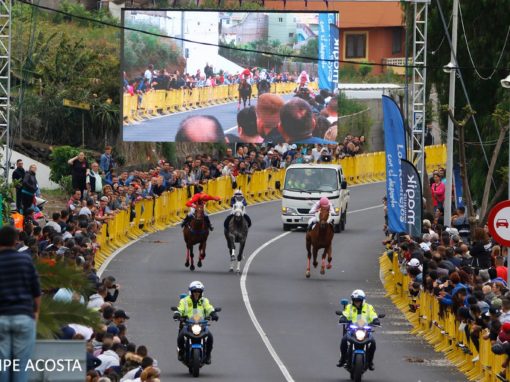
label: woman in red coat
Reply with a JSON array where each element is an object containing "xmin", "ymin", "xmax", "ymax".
[{"xmin": 431, "ymin": 173, "xmax": 445, "ymax": 212}]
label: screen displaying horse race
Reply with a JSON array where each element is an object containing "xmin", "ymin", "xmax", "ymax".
[{"xmin": 121, "ymin": 9, "xmax": 339, "ymax": 144}]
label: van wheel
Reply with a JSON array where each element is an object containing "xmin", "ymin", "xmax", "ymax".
[
  {"xmin": 283, "ymin": 224, "xmax": 291, "ymax": 231},
  {"xmin": 334, "ymin": 223, "xmax": 341, "ymax": 233}
]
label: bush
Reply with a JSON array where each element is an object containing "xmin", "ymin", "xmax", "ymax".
[
  {"xmin": 59, "ymin": 175, "xmax": 74, "ymax": 195},
  {"xmin": 359, "ymin": 63, "xmax": 373, "ymax": 78}
]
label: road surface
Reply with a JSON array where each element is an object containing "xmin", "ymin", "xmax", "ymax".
[{"xmin": 104, "ymin": 182, "xmax": 466, "ymax": 381}]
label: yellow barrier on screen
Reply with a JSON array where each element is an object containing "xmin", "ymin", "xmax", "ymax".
[
  {"xmin": 123, "ymin": 82, "xmax": 319, "ymax": 124},
  {"xmin": 380, "ymin": 253, "xmax": 509, "ymax": 381}
]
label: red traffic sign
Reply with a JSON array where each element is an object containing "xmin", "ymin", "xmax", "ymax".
[{"xmin": 488, "ymin": 200, "xmax": 510, "ymax": 247}]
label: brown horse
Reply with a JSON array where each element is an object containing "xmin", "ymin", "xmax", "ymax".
[
  {"xmin": 305, "ymin": 206, "xmax": 334, "ymax": 278},
  {"xmin": 238, "ymin": 79, "xmax": 252, "ymax": 110},
  {"xmin": 183, "ymin": 204, "xmax": 209, "ymax": 271}
]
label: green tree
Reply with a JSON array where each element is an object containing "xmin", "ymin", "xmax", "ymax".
[
  {"xmin": 298, "ymin": 38, "xmax": 318, "ymax": 62},
  {"xmin": 426, "ymin": 0, "xmax": 510, "ymax": 209}
]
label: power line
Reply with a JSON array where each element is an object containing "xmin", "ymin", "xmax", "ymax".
[
  {"xmin": 458, "ymin": 0, "xmax": 510, "ymax": 81},
  {"xmin": 16, "ymin": 0, "xmax": 510, "ymax": 73}
]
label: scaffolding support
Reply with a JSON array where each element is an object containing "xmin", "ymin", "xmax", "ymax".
[
  {"xmin": 411, "ymin": 0, "xmax": 429, "ymax": 185},
  {"xmin": 0, "ymin": 0, "xmax": 11, "ymax": 181}
]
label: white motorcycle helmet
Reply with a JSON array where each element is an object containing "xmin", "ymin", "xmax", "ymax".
[
  {"xmin": 234, "ymin": 189, "xmax": 244, "ymax": 200},
  {"xmin": 351, "ymin": 289, "xmax": 366, "ymax": 303},
  {"xmin": 189, "ymin": 280, "xmax": 205, "ymax": 295}
]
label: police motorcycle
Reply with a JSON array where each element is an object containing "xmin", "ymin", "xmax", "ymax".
[
  {"xmin": 172, "ymin": 296, "xmax": 222, "ymax": 378},
  {"xmin": 336, "ymin": 299, "xmax": 385, "ymax": 382}
]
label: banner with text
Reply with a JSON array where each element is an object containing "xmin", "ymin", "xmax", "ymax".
[
  {"xmin": 318, "ymin": 13, "xmax": 338, "ymax": 91},
  {"xmin": 400, "ymin": 159, "xmax": 422, "ymax": 237},
  {"xmin": 382, "ymin": 95, "xmax": 407, "ymax": 234}
]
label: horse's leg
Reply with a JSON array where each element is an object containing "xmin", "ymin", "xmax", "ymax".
[
  {"xmin": 189, "ymin": 245, "xmax": 195, "ymax": 271},
  {"xmin": 185, "ymin": 246, "xmax": 190, "ymax": 268},
  {"xmin": 238, "ymin": 95, "xmax": 241, "ymax": 111},
  {"xmin": 197, "ymin": 242, "xmax": 204, "ymax": 268},
  {"xmin": 237, "ymin": 240, "xmax": 245, "ymax": 274},
  {"xmin": 305, "ymin": 234, "xmax": 311, "ymax": 278},
  {"xmin": 248, "ymin": 93, "xmax": 251, "ymax": 106},
  {"xmin": 320, "ymin": 248, "xmax": 326, "ymax": 275},
  {"xmin": 229, "ymin": 238, "xmax": 235, "ymax": 272},
  {"xmin": 326, "ymin": 244, "xmax": 333, "ymax": 269}
]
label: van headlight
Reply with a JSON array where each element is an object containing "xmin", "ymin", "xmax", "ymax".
[
  {"xmin": 355, "ymin": 329, "xmax": 366, "ymax": 341},
  {"xmin": 191, "ymin": 324, "xmax": 202, "ymax": 335},
  {"xmin": 282, "ymin": 207, "xmax": 297, "ymax": 215},
  {"xmin": 334, "ymin": 207, "xmax": 340, "ymax": 214}
]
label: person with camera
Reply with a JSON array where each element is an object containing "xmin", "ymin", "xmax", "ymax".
[{"xmin": 102, "ymin": 275, "xmax": 120, "ymax": 303}]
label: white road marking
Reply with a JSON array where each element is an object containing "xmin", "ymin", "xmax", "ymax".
[{"xmin": 240, "ymin": 203, "xmax": 382, "ymax": 382}]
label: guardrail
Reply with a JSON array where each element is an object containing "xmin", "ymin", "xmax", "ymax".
[
  {"xmin": 380, "ymin": 252, "xmax": 509, "ymax": 381},
  {"xmin": 123, "ymin": 82, "xmax": 318, "ymax": 124},
  {"xmin": 94, "ymin": 145, "xmax": 446, "ymax": 269}
]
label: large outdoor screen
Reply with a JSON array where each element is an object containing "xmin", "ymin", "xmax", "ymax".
[{"xmin": 122, "ymin": 9, "xmax": 339, "ymax": 144}]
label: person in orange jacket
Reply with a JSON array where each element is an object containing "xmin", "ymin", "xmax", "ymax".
[{"xmin": 181, "ymin": 186, "xmax": 221, "ymax": 231}]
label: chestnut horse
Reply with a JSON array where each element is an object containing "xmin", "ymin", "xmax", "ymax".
[
  {"xmin": 183, "ymin": 204, "xmax": 209, "ymax": 271},
  {"xmin": 305, "ymin": 206, "xmax": 334, "ymax": 278}
]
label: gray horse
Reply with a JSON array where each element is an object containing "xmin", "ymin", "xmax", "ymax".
[{"xmin": 224, "ymin": 201, "xmax": 249, "ymax": 273}]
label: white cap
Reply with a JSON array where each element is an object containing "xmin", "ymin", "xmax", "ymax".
[{"xmin": 409, "ymin": 258, "xmax": 421, "ymax": 267}]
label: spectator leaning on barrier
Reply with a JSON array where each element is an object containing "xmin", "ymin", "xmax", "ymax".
[{"xmin": 0, "ymin": 225, "xmax": 41, "ymax": 382}]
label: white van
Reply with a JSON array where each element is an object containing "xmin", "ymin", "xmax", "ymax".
[{"xmin": 277, "ymin": 164, "xmax": 349, "ymax": 232}]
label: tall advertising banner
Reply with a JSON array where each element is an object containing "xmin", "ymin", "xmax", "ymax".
[
  {"xmin": 400, "ymin": 159, "xmax": 423, "ymax": 237},
  {"xmin": 382, "ymin": 95, "xmax": 407, "ymax": 234},
  {"xmin": 318, "ymin": 13, "xmax": 338, "ymax": 91},
  {"xmin": 453, "ymin": 164, "xmax": 464, "ymax": 208}
]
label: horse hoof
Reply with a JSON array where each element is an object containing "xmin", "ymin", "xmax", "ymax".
[
  {"xmin": 320, "ymin": 268, "xmax": 325, "ymax": 275},
  {"xmin": 185, "ymin": 261, "xmax": 190, "ymax": 268},
  {"xmin": 327, "ymin": 264, "xmax": 332, "ymax": 270},
  {"xmin": 197, "ymin": 260, "xmax": 202, "ymax": 268},
  {"xmin": 190, "ymin": 264, "xmax": 195, "ymax": 271},
  {"xmin": 237, "ymin": 270, "xmax": 241, "ymax": 275},
  {"xmin": 313, "ymin": 262, "xmax": 318, "ymax": 268},
  {"xmin": 237, "ymin": 256, "xmax": 243, "ymax": 262},
  {"xmin": 305, "ymin": 271, "xmax": 310, "ymax": 278},
  {"xmin": 229, "ymin": 268, "xmax": 234, "ymax": 272}
]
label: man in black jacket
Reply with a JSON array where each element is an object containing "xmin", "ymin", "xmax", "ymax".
[
  {"xmin": 21, "ymin": 164, "xmax": 38, "ymax": 214},
  {"xmin": 12, "ymin": 159, "xmax": 25, "ymax": 211}
]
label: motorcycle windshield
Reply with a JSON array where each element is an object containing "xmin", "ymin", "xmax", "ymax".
[{"xmin": 190, "ymin": 309, "xmax": 205, "ymax": 323}]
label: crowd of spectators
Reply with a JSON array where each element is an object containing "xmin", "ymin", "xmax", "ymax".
[
  {"xmin": 384, "ymin": 174, "xmax": 510, "ymax": 380},
  {"xmin": 123, "ymin": 63, "xmax": 312, "ymax": 96}
]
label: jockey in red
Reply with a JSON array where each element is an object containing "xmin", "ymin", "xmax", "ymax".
[
  {"xmin": 181, "ymin": 190, "xmax": 221, "ymax": 231},
  {"xmin": 241, "ymin": 68, "xmax": 253, "ymax": 84}
]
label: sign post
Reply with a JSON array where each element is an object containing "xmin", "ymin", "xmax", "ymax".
[
  {"xmin": 487, "ymin": 200, "xmax": 510, "ymax": 285},
  {"xmin": 63, "ymin": 99, "xmax": 90, "ymax": 147}
]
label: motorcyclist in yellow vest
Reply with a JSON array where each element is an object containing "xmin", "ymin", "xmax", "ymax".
[
  {"xmin": 173, "ymin": 281, "xmax": 218, "ymax": 364},
  {"xmin": 337, "ymin": 289, "xmax": 379, "ymax": 370}
]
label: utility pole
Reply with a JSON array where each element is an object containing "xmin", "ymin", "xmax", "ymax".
[{"xmin": 444, "ymin": 0, "xmax": 458, "ymax": 227}]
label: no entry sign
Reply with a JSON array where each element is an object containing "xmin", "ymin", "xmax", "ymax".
[{"xmin": 488, "ymin": 200, "xmax": 510, "ymax": 247}]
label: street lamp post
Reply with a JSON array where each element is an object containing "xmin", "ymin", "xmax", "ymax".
[
  {"xmin": 501, "ymin": 74, "xmax": 510, "ymax": 200},
  {"xmin": 500, "ymin": 74, "xmax": 510, "ymax": 285}
]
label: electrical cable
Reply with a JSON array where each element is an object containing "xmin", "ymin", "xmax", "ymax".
[
  {"xmin": 435, "ymin": 0, "xmax": 497, "ymax": 191},
  {"xmin": 16, "ymin": 0, "xmax": 510, "ymax": 73},
  {"xmin": 458, "ymin": 0, "xmax": 510, "ymax": 81}
]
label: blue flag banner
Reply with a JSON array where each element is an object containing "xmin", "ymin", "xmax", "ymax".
[
  {"xmin": 318, "ymin": 13, "xmax": 338, "ymax": 91},
  {"xmin": 382, "ymin": 95, "xmax": 407, "ymax": 234},
  {"xmin": 400, "ymin": 159, "xmax": 422, "ymax": 238},
  {"xmin": 453, "ymin": 163, "xmax": 464, "ymax": 209}
]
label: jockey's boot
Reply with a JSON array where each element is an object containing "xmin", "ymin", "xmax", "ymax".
[
  {"xmin": 205, "ymin": 216, "xmax": 214, "ymax": 231},
  {"xmin": 181, "ymin": 215, "xmax": 191, "ymax": 228},
  {"xmin": 307, "ymin": 222, "xmax": 314, "ymax": 232},
  {"xmin": 244, "ymin": 214, "xmax": 252, "ymax": 227}
]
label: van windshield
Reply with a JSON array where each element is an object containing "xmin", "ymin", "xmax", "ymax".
[{"xmin": 284, "ymin": 168, "xmax": 338, "ymax": 192}]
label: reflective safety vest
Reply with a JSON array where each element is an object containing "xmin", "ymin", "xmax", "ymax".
[
  {"xmin": 177, "ymin": 295, "xmax": 215, "ymax": 319},
  {"xmin": 342, "ymin": 302, "xmax": 378, "ymax": 324}
]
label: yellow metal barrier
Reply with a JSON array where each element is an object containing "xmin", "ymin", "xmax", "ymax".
[{"xmin": 380, "ymin": 252, "xmax": 509, "ymax": 381}]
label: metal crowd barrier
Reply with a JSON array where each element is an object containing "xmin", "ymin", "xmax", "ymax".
[
  {"xmin": 380, "ymin": 253, "xmax": 509, "ymax": 381},
  {"xmin": 123, "ymin": 82, "xmax": 319, "ymax": 124}
]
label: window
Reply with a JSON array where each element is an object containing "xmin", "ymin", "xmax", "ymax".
[
  {"xmin": 392, "ymin": 28, "xmax": 402, "ymax": 54},
  {"xmin": 289, "ymin": 32, "xmax": 294, "ymax": 38},
  {"xmin": 278, "ymin": 17, "xmax": 283, "ymax": 22},
  {"xmin": 345, "ymin": 33, "xmax": 366, "ymax": 59}
]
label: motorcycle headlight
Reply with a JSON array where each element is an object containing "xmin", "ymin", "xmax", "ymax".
[
  {"xmin": 191, "ymin": 324, "xmax": 202, "ymax": 335},
  {"xmin": 355, "ymin": 329, "xmax": 366, "ymax": 341}
]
